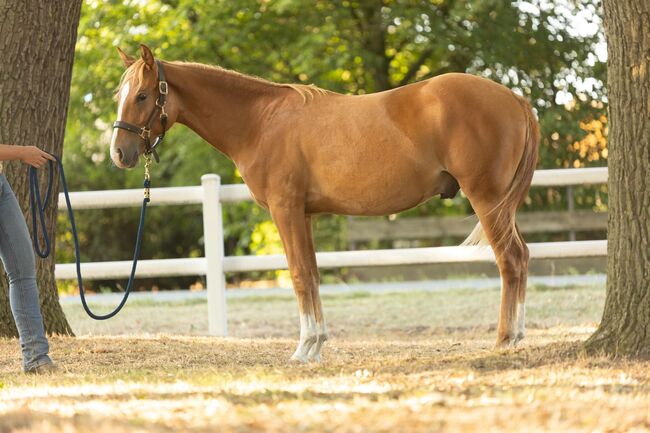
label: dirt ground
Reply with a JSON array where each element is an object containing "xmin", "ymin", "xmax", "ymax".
[{"xmin": 2, "ymin": 284, "xmax": 650, "ymax": 433}]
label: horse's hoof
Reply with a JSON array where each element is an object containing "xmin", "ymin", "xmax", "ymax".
[
  {"xmin": 291, "ymin": 334, "xmax": 318, "ymax": 364},
  {"xmin": 494, "ymin": 335, "xmax": 518, "ymax": 349},
  {"xmin": 289, "ymin": 353, "xmax": 309, "ymax": 364},
  {"xmin": 514, "ymin": 332, "xmax": 525, "ymax": 344},
  {"xmin": 306, "ymin": 335, "xmax": 327, "ymax": 363}
]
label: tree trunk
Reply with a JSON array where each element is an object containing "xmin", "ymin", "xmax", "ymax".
[
  {"xmin": 346, "ymin": 0, "xmax": 391, "ymax": 92},
  {"xmin": 585, "ymin": 1, "xmax": 650, "ymax": 357},
  {"xmin": 363, "ymin": 2, "xmax": 391, "ymax": 92},
  {"xmin": 0, "ymin": 0, "xmax": 82, "ymax": 337}
]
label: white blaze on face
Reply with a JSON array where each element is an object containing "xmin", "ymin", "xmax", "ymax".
[{"xmin": 110, "ymin": 81, "xmax": 131, "ymax": 149}]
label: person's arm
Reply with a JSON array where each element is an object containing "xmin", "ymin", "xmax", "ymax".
[{"xmin": 0, "ymin": 144, "xmax": 55, "ymax": 168}]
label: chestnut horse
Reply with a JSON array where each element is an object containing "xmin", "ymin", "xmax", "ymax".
[{"xmin": 111, "ymin": 45, "xmax": 539, "ymax": 363}]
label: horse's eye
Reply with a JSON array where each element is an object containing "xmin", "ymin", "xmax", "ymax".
[{"xmin": 137, "ymin": 93, "xmax": 147, "ymax": 102}]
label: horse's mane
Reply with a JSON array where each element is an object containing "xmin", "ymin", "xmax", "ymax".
[{"xmin": 115, "ymin": 59, "xmax": 330, "ymax": 103}]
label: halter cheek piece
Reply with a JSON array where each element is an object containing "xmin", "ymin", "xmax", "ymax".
[{"xmin": 113, "ymin": 60, "xmax": 168, "ymax": 163}]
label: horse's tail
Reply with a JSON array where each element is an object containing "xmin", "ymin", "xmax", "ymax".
[{"xmin": 462, "ymin": 95, "xmax": 539, "ymax": 249}]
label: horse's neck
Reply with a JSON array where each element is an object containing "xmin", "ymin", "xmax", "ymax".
[{"xmin": 167, "ymin": 62, "xmax": 282, "ymax": 159}]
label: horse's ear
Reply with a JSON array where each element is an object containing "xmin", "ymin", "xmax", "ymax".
[
  {"xmin": 140, "ymin": 44, "xmax": 155, "ymax": 70},
  {"xmin": 116, "ymin": 47, "xmax": 135, "ymax": 68}
]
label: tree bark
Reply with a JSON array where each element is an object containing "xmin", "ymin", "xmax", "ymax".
[
  {"xmin": 0, "ymin": 0, "xmax": 82, "ymax": 337},
  {"xmin": 585, "ymin": 1, "xmax": 650, "ymax": 357},
  {"xmin": 347, "ymin": 0, "xmax": 391, "ymax": 92},
  {"xmin": 363, "ymin": 2, "xmax": 391, "ymax": 92}
]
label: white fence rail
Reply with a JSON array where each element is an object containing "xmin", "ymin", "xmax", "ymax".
[{"xmin": 55, "ymin": 167, "xmax": 608, "ymax": 336}]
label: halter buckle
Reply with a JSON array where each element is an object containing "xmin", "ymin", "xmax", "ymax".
[
  {"xmin": 140, "ymin": 127, "xmax": 151, "ymax": 140},
  {"xmin": 159, "ymin": 81, "xmax": 168, "ymax": 95}
]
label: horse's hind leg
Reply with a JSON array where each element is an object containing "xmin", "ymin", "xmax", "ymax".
[
  {"xmin": 515, "ymin": 225, "xmax": 529, "ymax": 342},
  {"xmin": 270, "ymin": 204, "xmax": 319, "ymax": 363},
  {"xmin": 471, "ymin": 201, "xmax": 528, "ymax": 347},
  {"xmin": 485, "ymin": 212, "xmax": 526, "ymax": 347}
]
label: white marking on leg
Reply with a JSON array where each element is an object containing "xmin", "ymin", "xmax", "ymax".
[
  {"xmin": 517, "ymin": 302, "xmax": 526, "ymax": 340},
  {"xmin": 307, "ymin": 320, "xmax": 329, "ymax": 363},
  {"xmin": 291, "ymin": 313, "xmax": 317, "ymax": 363},
  {"xmin": 110, "ymin": 81, "xmax": 130, "ymax": 149}
]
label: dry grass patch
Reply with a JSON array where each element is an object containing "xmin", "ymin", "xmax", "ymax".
[
  {"xmin": 3, "ymin": 284, "xmax": 649, "ymax": 432},
  {"xmin": 2, "ymin": 329, "xmax": 650, "ymax": 433}
]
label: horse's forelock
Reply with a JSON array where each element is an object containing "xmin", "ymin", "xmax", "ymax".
[{"xmin": 114, "ymin": 59, "xmax": 146, "ymax": 101}]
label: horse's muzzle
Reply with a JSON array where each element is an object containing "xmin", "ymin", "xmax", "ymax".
[{"xmin": 113, "ymin": 146, "xmax": 139, "ymax": 169}]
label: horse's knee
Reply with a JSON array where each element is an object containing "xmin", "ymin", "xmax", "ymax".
[{"xmin": 289, "ymin": 265, "xmax": 315, "ymax": 289}]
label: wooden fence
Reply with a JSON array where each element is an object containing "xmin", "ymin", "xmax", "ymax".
[{"xmin": 347, "ymin": 210, "xmax": 607, "ymax": 243}]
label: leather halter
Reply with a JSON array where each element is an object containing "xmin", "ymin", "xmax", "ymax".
[{"xmin": 113, "ymin": 60, "xmax": 168, "ymax": 162}]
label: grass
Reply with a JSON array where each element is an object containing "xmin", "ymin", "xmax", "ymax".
[
  {"xmin": 61, "ymin": 284, "xmax": 606, "ymax": 338},
  {"xmin": 2, "ymin": 283, "xmax": 650, "ymax": 432}
]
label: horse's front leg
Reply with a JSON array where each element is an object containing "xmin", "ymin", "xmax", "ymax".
[
  {"xmin": 303, "ymin": 215, "xmax": 328, "ymax": 362},
  {"xmin": 270, "ymin": 204, "xmax": 320, "ymax": 363}
]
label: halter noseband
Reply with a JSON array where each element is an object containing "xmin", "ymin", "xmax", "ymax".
[{"xmin": 113, "ymin": 60, "xmax": 168, "ymax": 163}]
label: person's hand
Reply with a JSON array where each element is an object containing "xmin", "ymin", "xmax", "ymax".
[{"xmin": 18, "ymin": 146, "xmax": 55, "ymax": 168}]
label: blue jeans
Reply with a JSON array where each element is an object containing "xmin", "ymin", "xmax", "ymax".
[{"xmin": 0, "ymin": 174, "xmax": 52, "ymax": 371}]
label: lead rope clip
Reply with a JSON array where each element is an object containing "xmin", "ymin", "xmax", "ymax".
[{"xmin": 144, "ymin": 153, "xmax": 152, "ymax": 201}]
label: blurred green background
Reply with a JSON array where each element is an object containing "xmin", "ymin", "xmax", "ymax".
[{"xmin": 58, "ymin": 0, "xmax": 607, "ymax": 293}]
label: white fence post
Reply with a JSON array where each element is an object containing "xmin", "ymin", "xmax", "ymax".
[{"xmin": 201, "ymin": 174, "xmax": 227, "ymax": 336}]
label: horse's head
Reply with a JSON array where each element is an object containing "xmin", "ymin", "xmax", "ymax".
[{"xmin": 110, "ymin": 45, "xmax": 177, "ymax": 168}]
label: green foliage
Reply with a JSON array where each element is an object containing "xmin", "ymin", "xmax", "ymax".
[{"xmin": 61, "ymin": 0, "xmax": 606, "ymax": 291}]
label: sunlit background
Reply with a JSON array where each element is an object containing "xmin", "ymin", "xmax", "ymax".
[{"xmin": 59, "ymin": 0, "xmax": 608, "ymax": 294}]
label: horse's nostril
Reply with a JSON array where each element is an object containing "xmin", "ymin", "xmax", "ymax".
[{"xmin": 117, "ymin": 148, "xmax": 124, "ymax": 162}]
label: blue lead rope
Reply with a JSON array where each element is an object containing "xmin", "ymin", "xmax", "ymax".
[
  {"xmin": 29, "ymin": 159, "xmax": 54, "ymax": 258},
  {"xmin": 29, "ymin": 155, "xmax": 150, "ymax": 320}
]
